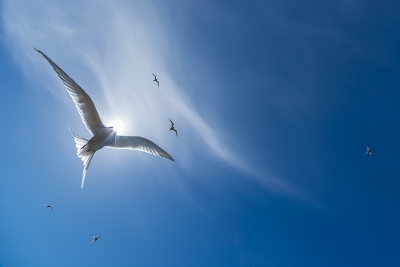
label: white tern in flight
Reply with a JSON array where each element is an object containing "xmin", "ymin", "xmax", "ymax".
[
  {"xmin": 365, "ymin": 146, "xmax": 372, "ymax": 156},
  {"xmin": 90, "ymin": 234, "xmax": 100, "ymax": 244},
  {"xmin": 35, "ymin": 49, "xmax": 174, "ymax": 188}
]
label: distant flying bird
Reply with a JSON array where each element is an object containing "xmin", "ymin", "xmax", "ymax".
[
  {"xmin": 35, "ymin": 49, "xmax": 174, "ymax": 188},
  {"xmin": 42, "ymin": 204, "xmax": 52, "ymax": 211},
  {"xmin": 365, "ymin": 146, "xmax": 372, "ymax": 156},
  {"xmin": 152, "ymin": 73, "xmax": 159, "ymax": 87},
  {"xmin": 90, "ymin": 234, "xmax": 100, "ymax": 244},
  {"xmin": 169, "ymin": 119, "xmax": 178, "ymax": 137}
]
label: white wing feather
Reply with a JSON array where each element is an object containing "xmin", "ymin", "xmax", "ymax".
[
  {"xmin": 106, "ymin": 135, "xmax": 174, "ymax": 162},
  {"xmin": 35, "ymin": 48, "xmax": 104, "ymax": 135}
]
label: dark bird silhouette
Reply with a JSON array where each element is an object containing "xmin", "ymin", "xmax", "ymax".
[
  {"xmin": 365, "ymin": 146, "xmax": 372, "ymax": 156},
  {"xmin": 42, "ymin": 204, "xmax": 52, "ymax": 211},
  {"xmin": 152, "ymin": 73, "xmax": 159, "ymax": 87},
  {"xmin": 169, "ymin": 119, "xmax": 178, "ymax": 137},
  {"xmin": 91, "ymin": 234, "xmax": 100, "ymax": 244}
]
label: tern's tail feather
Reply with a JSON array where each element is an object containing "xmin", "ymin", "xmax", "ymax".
[
  {"xmin": 69, "ymin": 128, "xmax": 94, "ymax": 188},
  {"xmin": 81, "ymin": 154, "xmax": 94, "ymax": 188}
]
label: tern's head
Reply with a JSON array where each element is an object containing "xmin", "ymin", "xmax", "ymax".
[{"xmin": 109, "ymin": 126, "xmax": 117, "ymax": 135}]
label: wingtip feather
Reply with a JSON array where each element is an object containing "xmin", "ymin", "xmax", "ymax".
[{"xmin": 34, "ymin": 47, "xmax": 42, "ymax": 54}]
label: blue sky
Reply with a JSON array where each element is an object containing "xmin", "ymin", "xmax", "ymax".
[{"xmin": 1, "ymin": 0, "xmax": 400, "ymax": 266}]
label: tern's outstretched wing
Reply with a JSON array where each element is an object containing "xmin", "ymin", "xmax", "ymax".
[
  {"xmin": 106, "ymin": 135, "xmax": 174, "ymax": 162},
  {"xmin": 35, "ymin": 48, "xmax": 104, "ymax": 135}
]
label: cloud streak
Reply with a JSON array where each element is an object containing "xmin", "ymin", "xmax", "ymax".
[{"xmin": 2, "ymin": 0, "xmax": 300, "ymax": 197}]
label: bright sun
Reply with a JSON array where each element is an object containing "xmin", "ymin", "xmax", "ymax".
[{"xmin": 108, "ymin": 120, "xmax": 125, "ymax": 134}]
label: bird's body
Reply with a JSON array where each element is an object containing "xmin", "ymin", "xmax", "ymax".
[
  {"xmin": 35, "ymin": 49, "xmax": 174, "ymax": 188},
  {"xmin": 169, "ymin": 119, "xmax": 178, "ymax": 137},
  {"xmin": 365, "ymin": 146, "xmax": 372, "ymax": 156},
  {"xmin": 91, "ymin": 234, "xmax": 100, "ymax": 244},
  {"xmin": 152, "ymin": 73, "xmax": 159, "ymax": 87},
  {"xmin": 78, "ymin": 127, "xmax": 115, "ymax": 154}
]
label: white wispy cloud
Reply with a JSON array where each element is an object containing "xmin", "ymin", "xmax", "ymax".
[{"xmin": 2, "ymin": 0, "xmax": 300, "ymax": 197}]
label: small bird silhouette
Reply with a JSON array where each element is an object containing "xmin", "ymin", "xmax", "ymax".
[
  {"xmin": 365, "ymin": 146, "xmax": 372, "ymax": 156},
  {"xmin": 152, "ymin": 73, "xmax": 159, "ymax": 87},
  {"xmin": 42, "ymin": 204, "xmax": 52, "ymax": 211},
  {"xmin": 90, "ymin": 234, "xmax": 100, "ymax": 244},
  {"xmin": 169, "ymin": 119, "xmax": 178, "ymax": 137}
]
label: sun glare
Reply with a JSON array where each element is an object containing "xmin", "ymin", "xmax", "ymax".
[{"xmin": 108, "ymin": 120, "xmax": 125, "ymax": 134}]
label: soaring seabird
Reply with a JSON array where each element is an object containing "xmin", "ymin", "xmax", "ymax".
[{"xmin": 35, "ymin": 49, "xmax": 174, "ymax": 188}]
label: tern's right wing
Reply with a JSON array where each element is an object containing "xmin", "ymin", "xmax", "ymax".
[
  {"xmin": 106, "ymin": 135, "xmax": 174, "ymax": 162},
  {"xmin": 35, "ymin": 48, "xmax": 104, "ymax": 135}
]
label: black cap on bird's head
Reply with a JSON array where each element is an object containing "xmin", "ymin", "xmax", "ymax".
[{"xmin": 109, "ymin": 126, "xmax": 117, "ymax": 135}]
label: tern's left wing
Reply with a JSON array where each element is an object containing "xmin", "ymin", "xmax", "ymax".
[
  {"xmin": 35, "ymin": 49, "xmax": 105, "ymax": 135},
  {"xmin": 106, "ymin": 135, "xmax": 174, "ymax": 162}
]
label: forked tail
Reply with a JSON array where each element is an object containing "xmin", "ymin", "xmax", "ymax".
[{"xmin": 69, "ymin": 128, "xmax": 95, "ymax": 188}]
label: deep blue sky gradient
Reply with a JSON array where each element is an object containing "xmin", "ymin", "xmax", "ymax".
[{"xmin": 1, "ymin": 1, "xmax": 400, "ymax": 266}]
